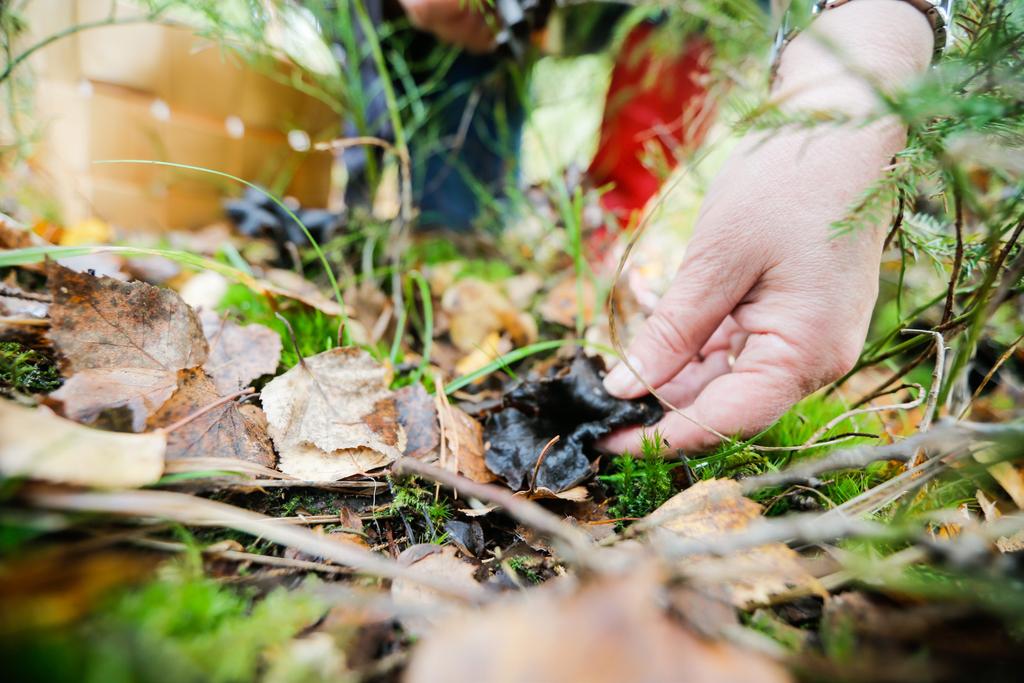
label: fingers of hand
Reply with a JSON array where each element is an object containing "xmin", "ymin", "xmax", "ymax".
[
  {"xmin": 402, "ymin": 0, "xmax": 495, "ymax": 52},
  {"xmin": 603, "ymin": 329, "xmax": 854, "ymax": 454},
  {"xmin": 603, "ymin": 251, "xmax": 756, "ymax": 399}
]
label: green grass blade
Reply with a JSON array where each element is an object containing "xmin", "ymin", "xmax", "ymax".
[
  {"xmin": 442, "ymin": 338, "xmax": 616, "ymax": 395},
  {"xmin": 93, "ymin": 159, "xmax": 352, "ymax": 344}
]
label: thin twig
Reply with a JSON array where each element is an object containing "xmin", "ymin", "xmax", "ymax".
[
  {"xmin": 854, "ymin": 346, "xmax": 931, "ymax": 407},
  {"xmin": 158, "ymin": 388, "xmax": 255, "ymax": 434},
  {"xmin": 135, "ymin": 537, "xmax": 356, "ymax": 575},
  {"xmin": 903, "ymin": 328, "xmax": 947, "ymax": 433},
  {"xmin": 941, "ymin": 184, "xmax": 966, "ymax": 326},
  {"xmin": 739, "ymin": 420, "xmax": 974, "ymax": 493},
  {"xmin": 26, "ymin": 487, "xmax": 484, "ymax": 602},
  {"xmin": 529, "ymin": 435, "xmax": 560, "ymax": 493},
  {"xmin": 959, "ymin": 332, "xmax": 1024, "ymax": 419}
]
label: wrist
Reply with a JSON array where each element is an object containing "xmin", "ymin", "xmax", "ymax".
[{"xmin": 773, "ymin": 0, "xmax": 934, "ymax": 115}]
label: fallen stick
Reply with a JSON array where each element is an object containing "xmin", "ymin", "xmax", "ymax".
[
  {"xmin": 27, "ymin": 487, "xmax": 484, "ymax": 603},
  {"xmin": 738, "ymin": 420, "xmax": 1022, "ymax": 493}
]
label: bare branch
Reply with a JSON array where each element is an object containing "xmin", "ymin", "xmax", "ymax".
[{"xmin": 26, "ymin": 487, "xmax": 484, "ymax": 602}]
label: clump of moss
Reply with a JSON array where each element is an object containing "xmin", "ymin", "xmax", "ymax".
[
  {"xmin": 377, "ymin": 475, "xmax": 452, "ymax": 544},
  {"xmin": 4, "ymin": 561, "xmax": 323, "ymax": 683},
  {"xmin": 0, "ymin": 342, "xmax": 61, "ymax": 394},
  {"xmin": 506, "ymin": 555, "xmax": 544, "ymax": 585},
  {"xmin": 601, "ymin": 432, "xmax": 680, "ymax": 523}
]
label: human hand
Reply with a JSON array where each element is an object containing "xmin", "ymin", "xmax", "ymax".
[
  {"xmin": 600, "ymin": 0, "xmax": 934, "ymax": 453},
  {"xmin": 399, "ymin": 0, "xmax": 497, "ymax": 54}
]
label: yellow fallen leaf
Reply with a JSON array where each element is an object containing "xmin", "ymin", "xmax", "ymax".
[
  {"xmin": 454, "ymin": 331, "xmax": 511, "ymax": 379},
  {"xmin": 59, "ymin": 217, "xmax": 113, "ymax": 246}
]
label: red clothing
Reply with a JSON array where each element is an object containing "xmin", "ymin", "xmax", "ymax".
[{"xmin": 588, "ymin": 25, "xmax": 714, "ymax": 247}]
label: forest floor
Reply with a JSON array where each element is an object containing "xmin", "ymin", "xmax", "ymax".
[{"xmin": 1, "ymin": 190, "xmax": 1024, "ymax": 683}]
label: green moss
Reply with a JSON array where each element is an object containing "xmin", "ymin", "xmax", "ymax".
[
  {"xmin": 0, "ymin": 342, "xmax": 61, "ymax": 394},
  {"xmin": 688, "ymin": 394, "xmax": 885, "ymax": 515},
  {"xmin": 601, "ymin": 432, "xmax": 680, "ymax": 524},
  {"xmin": 4, "ymin": 561, "xmax": 323, "ymax": 683},
  {"xmin": 507, "ymin": 556, "xmax": 543, "ymax": 585},
  {"xmin": 376, "ymin": 475, "xmax": 451, "ymax": 544},
  {"xmin": 407, "ymin": 238, "xmax": 515, "ymax": 281}
]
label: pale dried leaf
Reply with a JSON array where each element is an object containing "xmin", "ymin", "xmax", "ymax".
[
  {"xmin": 516, "ymin": 485, "xmax": 590, "ymax": 502},
  {"xmin": 260, "ymin": 348, "xmax": 406, "ymax": 481},
  {"xmin": 442, "ymin": 405, "xmax": 495, "ymax": 484},
  {"xmin": 442, "ymin": 278, "xmax": 536, "ymax": 352},
  {"xmin": 987, "ymin": 461, "xmax": 1024, "ymax": 509},
  {"xmin": 405, "ymin": 566, "xmax": 791, "ymax": 683},
  {"xmin": 49, "ymin": 367, "xmax": 179, "ymax": 432},
  {"xmin": 147, "ymin": 368, "xmax": 274, "ymax": 466},
  {"xmin": 199, "ymin": 309, "xmax": 282, "ymax": 395},
  {"xmin": 0, "ymin": 401, "xmax": 165, "ymax": 488},
  {"xmin": 392, "ymin": 544, "xmax": 482, "ymax": 638},
  {"xmin": 264, "ymin": 268, "xmax": 347, "ymax": 317},
  {"xmin": 539, "ymin": 275, "xmax": 596, "ymax": 328},
  {"xmin": 976, "ymin": 489, "xmax": 1024, "ymax": 553},
  {"xmin": 454, "ymin": 331, "xmax": 511, "ymax": 378},
  {"xmin": 0, "ymin": 295, "xmax": 48, "ymax": 319}
]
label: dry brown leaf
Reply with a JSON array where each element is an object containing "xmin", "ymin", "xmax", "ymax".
[
  {"xmin": 146, "ymin": 368, "xmax": 274, "ymax": 466},
  {"xmin": 442, "ymin": 404, "xmax": 495, "ymax": 484},
  {"xmin": 648, "ymin": 479, "xmax": 822, "ymax": 608},
  {"xmin": 198, "ymin": 309, "xmax": 282, "ymax": 395},
  {"xmin": 395, "ymin": 383, "xmax": 440, "ymax": 459},
  {"xmin": 46, "ymin": 263, "xmax": 208, "ymax": 430},
  {"xmin": 442, "ymin": 277, "xmax": 536, "ymax": 352},
  {"xmin": 0, "ymin": 400, "xmax": 165, "ymax": 488},
  {"xmin": 391, "ymin": 544, "xmax": 483, "ymax": 638},
  {"xmin": 47, "ymin": 262, "xmax": 207, "ymax": 374},
  {"xmin": 404, "ymin": 566, "xmax": 792, "ymax": 683},
  {"xmin": 260, "ymin": 347, "xmax": 406, "ymax": 481}
]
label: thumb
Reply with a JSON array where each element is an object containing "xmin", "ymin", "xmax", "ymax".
[{"xmin": 604, "ymin": 247, "xmax": 758, "ymax": 399}]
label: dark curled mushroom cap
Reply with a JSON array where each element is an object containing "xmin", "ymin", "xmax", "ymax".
[{"xmin": 484, "ymin": 353, "xmax": 663, "ymax": 492}]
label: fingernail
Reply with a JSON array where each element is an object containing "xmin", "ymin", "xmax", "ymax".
[{"xmin": 604, "ymin": 356, "xmax": 645, "ymax": 396}]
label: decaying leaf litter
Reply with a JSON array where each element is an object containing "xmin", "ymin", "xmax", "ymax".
[{"xmin": 3, "ymin": 201, "xmax": 1024, "ymax": 683}]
